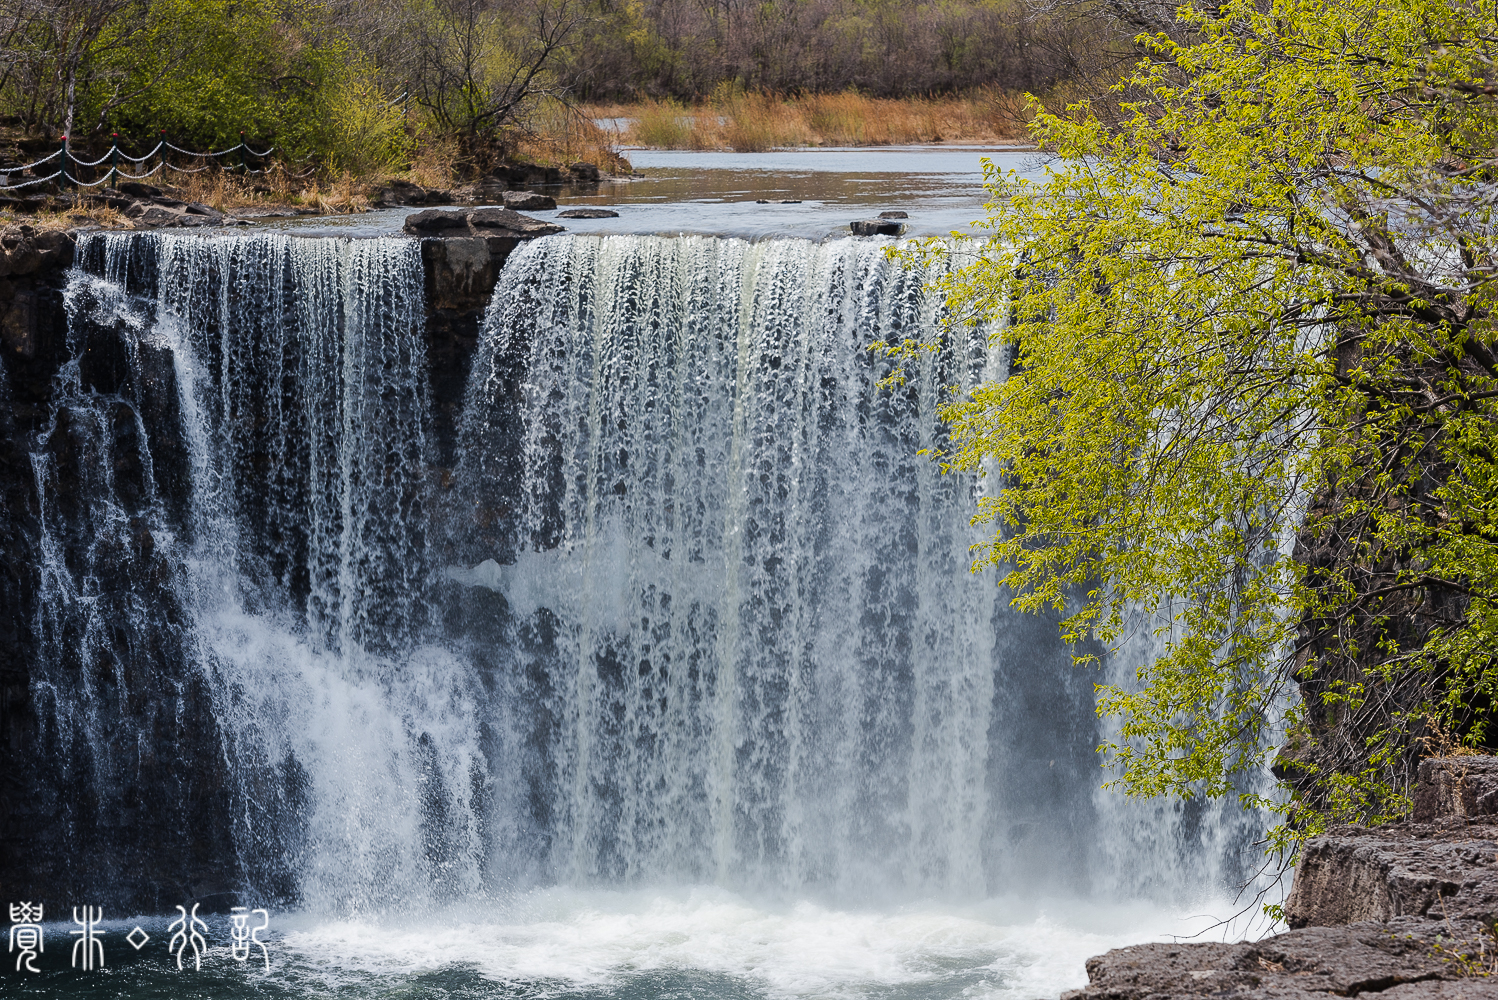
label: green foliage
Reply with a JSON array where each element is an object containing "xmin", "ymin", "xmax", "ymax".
[
  {"xmin": 900, "ymin": 0, "xmax": 1498, "ymax": 850},
  {"xmin": 319, "ymin": 62, "xmax": 413, "ymax": 175},
  {"xmin": 85, "ymin": 1, "xmax": 344, "ymax": 153}
]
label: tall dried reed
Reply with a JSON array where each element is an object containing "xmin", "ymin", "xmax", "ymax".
[
  {"xmin": 632, "ymin": 99, "xmax": 695, "ymax": 149},
  {"xmin": 607, "ymin": 90, "xmax": 1029, "ymax": 149}
]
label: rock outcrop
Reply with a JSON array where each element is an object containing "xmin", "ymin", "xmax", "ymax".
[
  {"xmin": 1065, "ymin": 921, "xmax": 1489, "ymax": 999},
  {"xmin": 1284, "ymin": 822, "xmax": 1498, "ymax": 928},
  {"xmin": 404, "ymin": 206, "xmax": 564, "ymax": 239},
  {"xmin": 408, "ymin": 208, "xmax": 562, "ymax": 468},
  {"xmin": 1058, "ymin": 757, "xmax": 1498, "ymax": 999},
  {"xmin": 502, "ymin": 190, "xmax": 556, "ymax": 211},
  {"xmin": 374, "ymin": 178, "xmax": 455, "ymax": 206},
  {"xmin": 851, "ymin": 219, "xmax": 904, "ymax": 236}
]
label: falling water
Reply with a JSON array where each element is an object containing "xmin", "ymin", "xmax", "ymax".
[
  {"xmin": 450, "ymin": 234, "xmax": 1026, "ymax": 896},
  {"xmin": 33, "ymin": 231, "xmax": 1265, "ymax": 939}
]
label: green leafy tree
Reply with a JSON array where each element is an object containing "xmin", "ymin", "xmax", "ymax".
[{"xmin": 903, "ymin": 0, "xmax": 1498, "ymax": 851}]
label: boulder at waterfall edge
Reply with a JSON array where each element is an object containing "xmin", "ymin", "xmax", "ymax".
[
  {"xmin": 1056, "ymin": 756, "xmax": 1498, "ymax": 999},
  {"xmin": 404, "ymin": 207, "xmax": 564, "ymax": 238}
]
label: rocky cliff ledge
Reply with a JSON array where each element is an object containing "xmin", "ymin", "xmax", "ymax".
[{"xmin": 1059, "ymin": 758, "xmax": 1498, "ymax": 999}]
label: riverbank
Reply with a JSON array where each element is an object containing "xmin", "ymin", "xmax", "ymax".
[
  {"xmin": 586, "ymin": 91, "xmax": 1031, "ymax": 151},
  {"xmin": 0, "ymin": 160, "xmax": 629, "ymax": 233}
]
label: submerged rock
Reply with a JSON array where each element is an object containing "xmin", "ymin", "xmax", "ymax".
[
  {"xmin": 879, "ymin": 210, "xmax": 909, "ymax": 219},
  {"xmin": 503, "ymin": 190, "xmax": 557, "ymax": 211},
  {"xmin": 557, "ymin": 208, "xmax": 619, "ymax": 219}
]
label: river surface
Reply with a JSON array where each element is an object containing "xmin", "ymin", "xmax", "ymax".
[{"xmin": 255, "ymin": 146, "xmax": 1045, "ymax": 240}]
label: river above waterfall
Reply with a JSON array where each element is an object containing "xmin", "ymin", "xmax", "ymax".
[{"xmin": 253, "ymin": 146, "xmax": 1044, "ymax": 240}]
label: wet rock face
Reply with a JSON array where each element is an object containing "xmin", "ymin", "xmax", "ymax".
[
  {"xmin": 851, "ymin": 219, "xmax": 903, "ymax": 236},
  {"xmin": 1061, "ymin": 756, "xmax": 1498, "ymax": 999},
  {"xmin": 0, "ymin": 236, "xmax": 237, "ymax": 913},
  {"xmin": 413, "ymin": 212, "xmax": 558, "ymax": 469}
]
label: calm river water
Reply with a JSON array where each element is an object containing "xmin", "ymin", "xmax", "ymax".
[{"xmin": 256, "ymin": 146, "xmax": 1047, "ymax": 240}]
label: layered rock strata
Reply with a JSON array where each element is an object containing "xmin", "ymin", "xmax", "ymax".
[{"xmin": 1057, "ymin": 758, "xmax": 1498, "ymax": 999}]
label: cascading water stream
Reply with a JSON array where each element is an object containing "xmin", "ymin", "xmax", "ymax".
[
  {"xmin": 449, "ymin": 235, "xmax": 1018, "ymax": 896},
  {"xmin": 24, "ymin": 230, "xmax": 1268, "ymax": 992}
]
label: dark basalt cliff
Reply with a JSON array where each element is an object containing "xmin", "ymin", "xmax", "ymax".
[
  {"xmin": 1058, "ymin": 757, "xmax": 1498, "ymax": 999},
  {"xmin": 0, "ymin": 225, "xmax": 540, "ymax": 911}
]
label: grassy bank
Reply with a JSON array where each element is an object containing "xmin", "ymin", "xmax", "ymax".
[{"xmin": 588, "ymin": 91, "xmax": 1030, "ymax": 151}]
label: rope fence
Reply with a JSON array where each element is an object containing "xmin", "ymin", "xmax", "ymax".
[{"xmin": 0, "ymin": 132, "xmax": 318, "ymax": 193}]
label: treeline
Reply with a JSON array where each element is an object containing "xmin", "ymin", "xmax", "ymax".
[
  {"xmin": 0, "ymin": 0, "xmax": 1120, "ymax": 176},
  {"xmin": 567, "ymin": 0, "xmax": 1118, "ymax": 101}
]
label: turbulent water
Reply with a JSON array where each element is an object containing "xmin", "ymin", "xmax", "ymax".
[{"xmin": 17, "ymin": 231, "xmax": 1266, "ymax": 998}]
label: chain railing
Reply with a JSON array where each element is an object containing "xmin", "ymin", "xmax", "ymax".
[{"xmin": 0, "ymin": 131, "xmax": 316, "ymax": 192}]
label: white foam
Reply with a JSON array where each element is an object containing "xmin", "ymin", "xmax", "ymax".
[{"xmin": 274, "ymin": 887, "xmax": 1237, "ymax": 999}]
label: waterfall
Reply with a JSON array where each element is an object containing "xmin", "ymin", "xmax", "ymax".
[
  {"xmin": 38, "ymin": 230, "xmax": 1261, "ymax": 917},
  {"xmin": 451, "ymin": 235, "xmax": 1022, "ymax": 895}
]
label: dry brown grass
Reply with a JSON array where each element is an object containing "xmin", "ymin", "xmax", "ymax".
[
  {"xmin": 512, "ymin": 107, "xmax": 634, "ymax": 174},
  {"xmin": 403, "ymin": 134, "xmax": 464, "ymax": 190},
  {"xmin": 150, "ymin": 165, "xmax": 368, "ymax": 215},
  {"xmin": 591, "ymin": 90, "xmax": 1032, "ymax": 149},
  {"xmin": 9, "ymin": 199, "xmax": 128, "ymax": 232}
]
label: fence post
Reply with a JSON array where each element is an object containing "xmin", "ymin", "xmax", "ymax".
[
  {"xmin": 60, "ymin": 135, "xmax": 69, "ymax": 195},
  {"xmin": 109, "ymin": 133, "xmax": 119, "ymax": 190}
]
